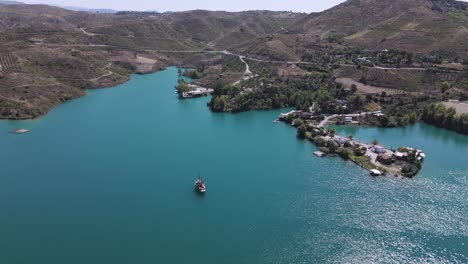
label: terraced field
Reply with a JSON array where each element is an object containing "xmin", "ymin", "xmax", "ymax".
[{"xmin": 0, "ymin": 53, "xmax": 20, "ymax": 74}]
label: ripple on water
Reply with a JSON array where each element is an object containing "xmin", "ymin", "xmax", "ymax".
[{"xmin": 264, "ymin": 161, "xmax": 468, "ymax": 263}]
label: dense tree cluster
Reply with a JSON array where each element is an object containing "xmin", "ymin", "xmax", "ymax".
[
  {"xmin": 208, "ymin": 72, "xmax": 332, "ymax": 112},
  {"xmin": 377, "ymin": 50, "xmax": 413, "ymax": 66},
  {"xmin": 421, "ymin": 103, "xmax": 468, "ymax": 134},
  {"xmin": 183, "ymin": 69, "xmax": 202, "ymax": 79},
  {"xmin": 175, "ymin": 79, "xmax": 192, "ymax": 95}
]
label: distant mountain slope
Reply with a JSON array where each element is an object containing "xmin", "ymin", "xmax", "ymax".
[
  {"xmin": 0, "ymin": 0, "xmax": 24, "ymax": 5},
  {"xmin": 295, "ymin": 0, "xmax": 426, "ymax": 36},
  {"xmin": 0, "ymin": 4, "xmax": 77, "ymax": 32},
  {"xmin": 240, "ymin": 0, "xmax": 468, "ymax": 60},
  {"xmin": 61, "ymin": 6, "xmax": 118, "ymax": 13},
  {"xmin": 343, "ymin": 0, "xmax": 468, "ymax": 57}
]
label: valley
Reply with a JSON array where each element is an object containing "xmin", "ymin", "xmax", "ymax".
[{"xmin": 0, "ymin": 0, "xmax": 467, "ymax": 134}]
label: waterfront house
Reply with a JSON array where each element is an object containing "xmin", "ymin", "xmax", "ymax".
[
  {"xmin": 377, "ymin": 153, "xmax": 393, "ymax": 164},
  {"xmin": 299, "ymin": 112, "xmax": 314, "ymax": 119},
  {"xmin": 372, "ymin": 145, "xmax": 386, "ymax": 154},
  {"xmin": 333, "ymin": 135, "xmax": 350, "ymax": 146},
  {"xmin": 345, "ymin": 116, "xmax": 353, "ymax": 123},
  {"xmin": 394, "ymin": 151, "xmax": 408, "ymax": 161}
]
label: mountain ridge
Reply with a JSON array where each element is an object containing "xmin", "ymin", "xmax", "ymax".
[{"xmin": 0, "ymin": 0, "xmax": 466, "ymax": 119}]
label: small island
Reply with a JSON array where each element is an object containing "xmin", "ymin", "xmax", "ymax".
[{"xmin": 279, "ymin": 110, "xmax": 425, "ymax": 177}]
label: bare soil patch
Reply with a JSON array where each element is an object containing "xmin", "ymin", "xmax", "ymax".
[
  {"xmin": 337, "ymin": 78, "xmax": 406, "ymax": 95},
  {"xmin": 442, "ymin": 100, "xmax": 468, "ymax": 115}
]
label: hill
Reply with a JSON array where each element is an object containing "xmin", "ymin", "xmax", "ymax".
[
  {"xmin": 0, "ymin": 0, "xmax": 467, "ymax": 120},
  {"xmin": 0, "ymin": 0, "xmax": 24, "ymax": 5},
  {"xmin": 238, "ymin": 0, "xmax": 468, "ymax": 60},
  {"xmin": 0, "ymin": 5, "xmax": 304, "ymax": 119},
  {"xmin": 61, "ymin": 6, "xmax": 118, "ymax": 13}
]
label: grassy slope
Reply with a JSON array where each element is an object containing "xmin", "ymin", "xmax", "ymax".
[
  {"xmin": 0, "ymin": 5, "xmax": 304, "ymax": 119},
  {"xmin": 242, "ymin": 0, "xmax": 468, "ymax": 60},
  {"xmin": 344, "ymin": 2, "xmax": 468, "ymax": 59}
]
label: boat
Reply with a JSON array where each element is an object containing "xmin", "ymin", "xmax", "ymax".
[
  {"xmin": 10, "ymin": 128, "xmax": 29, "ymax": 134},
  {"xmin": 370, "ymin": 169, "xmax": 383, "ymax": 176},
  {"xmin": 195, "ymin": 175, "xmax": 206, "ymax": 193}
]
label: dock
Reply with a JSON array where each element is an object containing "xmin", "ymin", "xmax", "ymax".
[
  {"xmin": 313, "ymin": 151, "xmax": 325, "ymax": 157},
  {"xmin": 181, "ymin": 85, "xmax": 214, "ymax": 99},
  {"xmin": 279, "ymin": 110, "xmax": 297, "ymax": 120}
]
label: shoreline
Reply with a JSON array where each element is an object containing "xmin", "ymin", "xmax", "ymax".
[{"xmin": 0, "ymin": 65, "xmax": 170, "ymax": 121}]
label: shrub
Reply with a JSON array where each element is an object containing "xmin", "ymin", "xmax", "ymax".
[
  {"xmin": 402, "ymin": 164, "xmax": 419, "ymax": 177},
  {"xmin": 353, "ymin": 146, "xmax": 365, "ymax": 156},
  {"xmin": 313, "ymin": 137, "xmax": 327, "ymax": 147},
  {"xmin": 297, "ymin": 125, "xmax": 307, "ymax": 139},
  {"xmin": 338, "ymin": 148, "xmax": 352, "ymax": 159}
]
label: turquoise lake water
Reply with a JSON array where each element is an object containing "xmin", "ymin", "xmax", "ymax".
[{"xmin": 0, "ymin": 67, "xmax": 467, "ymax": 263}]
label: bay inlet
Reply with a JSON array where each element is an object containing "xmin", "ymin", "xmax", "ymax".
[{"xmin": 0, "ymin": 67, "xmax": 466, "ymax": 263}]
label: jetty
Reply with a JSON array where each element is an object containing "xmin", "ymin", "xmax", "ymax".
[
  {"xmin": 181, "ymin": 85, "xmax": 214, "ymax": 99},
  {"xmin": 279, "ymin": 110, "xmax": 297, "ymax": 120},
  {"xmin": 313, "ymin": 151, "xmax": 325, "ymax": 157}
]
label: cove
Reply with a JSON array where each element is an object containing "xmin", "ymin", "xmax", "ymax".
[{"xmin": 0, "ymin": 67, "xmax": 466, "ymax": 263}]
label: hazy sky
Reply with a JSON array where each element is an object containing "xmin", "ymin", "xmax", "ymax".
[{"xmin": 20, "ymin": 0, "xmax": 348, "ymax": 12}]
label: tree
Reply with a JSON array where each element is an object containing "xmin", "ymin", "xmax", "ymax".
[
  {"xmin": 175, "ymin": 80, "xmax": 192, "ymax": 95},
  {"xmin": 422, "ymin": 103, "xmax": 468, "ymax": 134},
  {"xmin": 351, "ymin": 84, "xmax": 357, "ymax": 94},
  {"xmin": 402, "ymin": 164, "xmax": 419, "ymax": 177},
  {"xmin": 210, "ymin": 96, "xmax": 228, "ymax": 112},
  {"xmin": 441, "ymin": 81, "xmax": 450, "ymax": 93},
  {"xmin": 293, "ymin": 118, "xmax": 304, "ymax": 127},
  {"xmin": 297, "ymin": 125, "xmax": 307, "ymax": 139},
  {"xmin": 185, "ymin": 69, "xmax": 202, "ymax": 79},
  {"xmin": 371, "ymin": 139, "xmax": 379, "ymax": 145},
  {"xmin": 302, "ymin": 101, "xmax": 311, "ymax": 112},
  {"xmin": 349, "ymin": 94, "xmax": 364, "ymax": 108},
  {"xmin": 314, "ymin": 89, "xmax": 334, "ymax": 113},
  {"xmin": 285, "ymin": 114, "xmax": 294, "ymax": 124},
  {"xmin": 353, "ymin": 146, "xmax": 365, "ymax": 156},
  {"xmin": 338, "ymin": 148, "xmax": 351, "ymax": 159},
  {"xmin": 313, "ymin": 137, "xmax": 327, "ymax": 147},
  {"xmin": 327, "ymin": 140, "xmax": 338, "ymax": 153}
]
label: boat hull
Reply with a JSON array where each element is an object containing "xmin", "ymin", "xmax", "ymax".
[{"xmin": 195, "ymin": 179, "xmax": 206, "ymax": 193}]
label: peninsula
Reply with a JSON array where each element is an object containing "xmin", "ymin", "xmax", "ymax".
[{"xmin": 279, "ymin": 110, "xmax": 426, "ymax": 177}]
